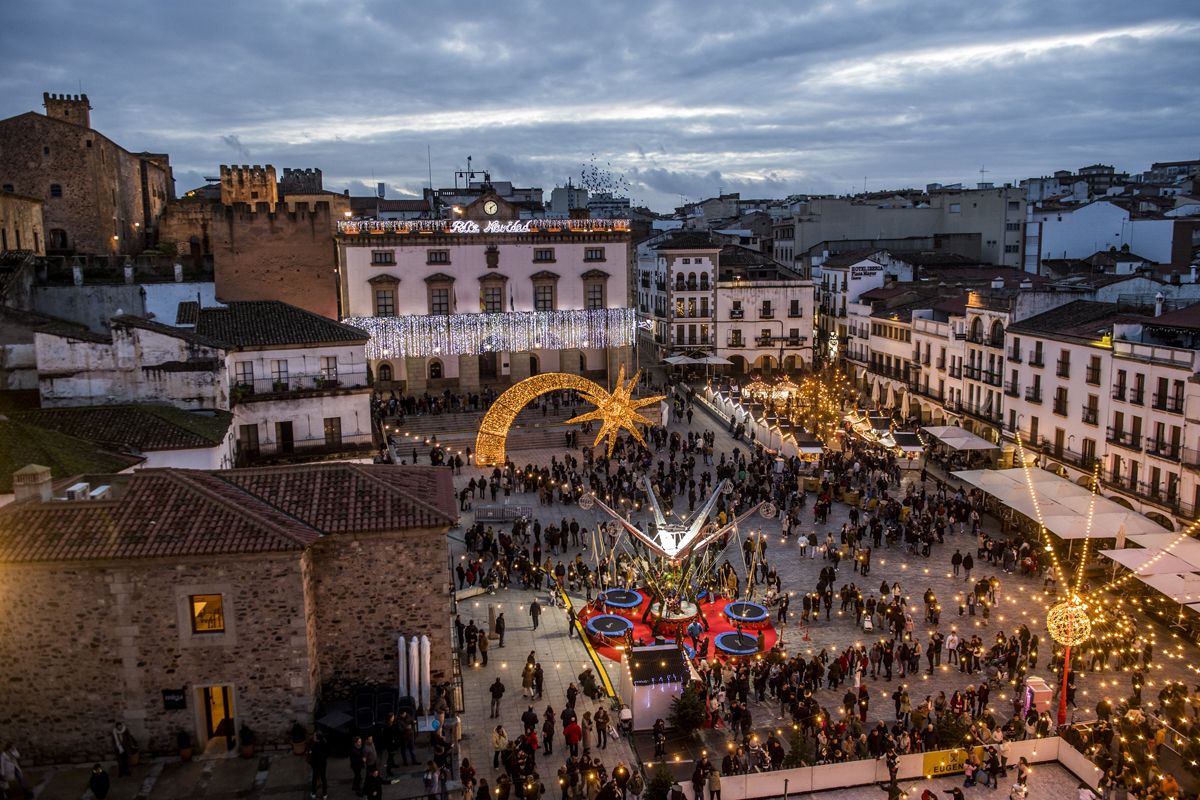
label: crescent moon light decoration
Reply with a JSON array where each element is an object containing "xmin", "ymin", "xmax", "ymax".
[{"xmin": 474, "ymin": 366, "xmax": 664, "ymax": 466}]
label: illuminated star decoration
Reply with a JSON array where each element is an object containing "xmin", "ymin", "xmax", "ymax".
[{"xmin": 566, "ymin": 366, "xmax": 663, "ymax": 456}]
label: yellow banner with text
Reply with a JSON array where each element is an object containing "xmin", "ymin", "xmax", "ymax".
[{"xmin": 922, "ymin": 746, "xmax": 984, "ymax": 778}]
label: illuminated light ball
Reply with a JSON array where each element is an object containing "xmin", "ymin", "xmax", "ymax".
[
  {"xmin": 759, "ymin": 502, "xmax": 778, "ymax": 519},
  {"xmin": 578, "ymin": 493, "xmax": 596, "ymax": 511},
  {"xmin": 1046, "ymin": 597, "xmax": 1093, "ymax": 646}
]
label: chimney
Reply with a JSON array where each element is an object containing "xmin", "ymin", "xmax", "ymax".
[
  {"xmin": 13, "ymin": 464, "xmax": 53, "ymax": 503},
  {"xmin": 990, "ymin": 276, "xmax": 1004, "ymax": 289},
  {"xmin": 1155, "ymin": 292, "xmax": 1165, "ymax": 317},
  {"xmin": 1019, "ymin": 278, "xmax": 1033, "ymax": 289}
]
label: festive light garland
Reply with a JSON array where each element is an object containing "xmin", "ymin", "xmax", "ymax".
[
  {"xmin": 337, "ymin": 218, "xmax": 630, "ymax": 235},
  {"xmin": 474, "ymin": 367, "xmax": 663, "ymax": 465},
  {"xmin": 343, "ymin": 308, "xmax": 637, "ymax": 361}
]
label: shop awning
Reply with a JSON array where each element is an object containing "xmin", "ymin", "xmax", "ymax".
[
  {"xmin": 923, "ymin": 425, "xmax": 998, "ymax": 451},
  {"xmin": 892, "ymin": 431, "xmax": 925, "ymax": 453},
  {"xmin": 952, "ymin": 468, "xmax": 1169, "ymax": 541},
  {"xmin": 1098, "ymin": 548, "xmax": 1198, "ymax": 575}
]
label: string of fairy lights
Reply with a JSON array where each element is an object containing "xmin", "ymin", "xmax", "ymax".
[{"xmin": 344, "ymin": 308, "xmax": 637, "ymax": 361}]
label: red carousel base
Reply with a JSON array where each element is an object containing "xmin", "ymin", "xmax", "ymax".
[{"xmin": 579, "ymin": 590, "xmax": 779, "ymax": 663}]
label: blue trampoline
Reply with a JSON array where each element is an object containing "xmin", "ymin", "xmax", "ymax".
[
  {"xmin": 714, "ymin": 631, "xmax": 759, "ymax": 656},
  {"xmin": 586, "ymin": 614, "xmax": 634, "ymax": 639},
  {"xmin": 601, "ymin": 588, "xmax": 644, "ymax": 609},
  {"xmin": 723, "ymin": 600, "xmax": 770, "ymax": 625}
]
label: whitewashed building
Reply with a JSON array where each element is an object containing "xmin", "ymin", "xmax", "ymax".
[
  {"xmin": 33, "ymin": 300, "xmax": 373, "ymax": 463},
  {"xmin": 337, "ymin": 190, "xmax": 634, "ymax": 393}
]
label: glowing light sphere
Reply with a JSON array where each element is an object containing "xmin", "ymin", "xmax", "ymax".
[
  {"xmin": 1046, "ymin": 597, "xmax": 1093, "ymax": 646},
  {"xmin": 578, "ymin": 493, "xmax": 596, "ymax": 510},
  {"xmin": 759, "ymin": 502, "xmax": 778, "ymax": 519}
]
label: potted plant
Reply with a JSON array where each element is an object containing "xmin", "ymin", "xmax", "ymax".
[
  {"xmin": 239, "ymin": 724, "xmax": 256, "ymax": 759},
  {"xmin": 176, "ymin": 730, "xmax": 193, "ymax": 762},
  {"xmin": 290, "ymin": 722, "xmax": 308, "ymax": 756},
  {"xmin": 272, "ymin": 379, "xmax": 288, "ymax": 393}
]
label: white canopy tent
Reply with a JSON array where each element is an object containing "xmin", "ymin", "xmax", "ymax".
[
  {"xmin": 952, "ymin": 468, "xmax": 1169, "ymax": 543},
  {"xmin": 1133, "ymin": 572, "xmax": 1200, "ymax": 604},
  {"xmin": 1123, "ymin": 533, "xmax": 1200, "ymax": 567},
  {"xmin": 1098, "ymin": 548, "xmax": 1198, "ymax": 576},
  {"xmin": 922, "ymin": 426, "xmax": 998, "ymax": 451}
]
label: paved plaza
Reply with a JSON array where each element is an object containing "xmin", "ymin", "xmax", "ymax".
[{"xmin": 18, "ymin": 391, "xmax": 1200, "ymax": 799}]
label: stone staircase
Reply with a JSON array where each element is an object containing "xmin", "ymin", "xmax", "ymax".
[{"xmin": 383, "ymin": 405, "xmax": 585, "ymax": 454}]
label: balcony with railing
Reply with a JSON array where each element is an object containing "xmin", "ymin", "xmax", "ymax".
[
  {"xmin": 1106, "ymin": 427, "xmax": 1142, "ymax": 451},
  {"xmin": 1151, "ymin": 393, "xmax": 1185, "ymax": 414},
  {"xmin": 232, "ymin": 370, "xmax": 369, "ymax": 404},
  {"xmin": 1129, "ymin": 388, "xmax": 1144, "ymax": 405},
  {"xmin": 963, "ymin": 364, "xmax": 981, "ymax": 381},
  {"xmin": 760, "ymin": 307, "xmax": 774, "ymax": 319},
  {"xmin": 726, "ymin": 337, "xmax": 745, "ymax": 348},
  {"xmin": 1112, "ymin": 385, "xmax": 1126, "ymax": 401},
  {"xmin": 1082, "ymin": 407, "xmax": 1098, "ymax": 425},
  {"xmin": 1004, "ymin": 380, "xmax": 1020, "ymax": 398},
  {"xmin": 729, "ymin": 307, "xmax": 744, "ymax": 319},
  {"xmin": 1145, "ymin": 439, "xmax": 1182, "ymax": 461},
  {"xmin": 1052, "ymin": 399, "xmax": 1068, "ymax": 416},
  {"xmin": 981, "ymin": 370, "xmax": 1002, "ymax": 387},
  {"xmin": 1055, "ymin": 359, "xmax": 1071, "ymax": 378},
  {"xmin": 935, "ymin": 358, "xmax": 945, "ymax": 370},
  {"xmin": 948, "ymin": 364, "xmax": 962, "ymax": 378},
  {"xmin": 1008, "ymin": 348, "xmax": 1022, "ymax": 363},
  {"xmin": 960, "ymin": 400, "xmax": 1002, "ymax": 424},
  {"xmin": 1033, "ymin": 439, "xmax": 1099, "ymax": 471},
  {"xmin": 1028, "ymin": 351, "xmax": 1044, "ymax": 367},
  {"xmin": 1025, "ymin": 386, "xmax": 1042, "ymax": 403},
  {"xmin": 1112, "ymin": 339, "xmax": 1197, "ymax": 369},
  {"xmin": 1085, "ymin": 366, "xmax": 1101, "ymax": 385}
]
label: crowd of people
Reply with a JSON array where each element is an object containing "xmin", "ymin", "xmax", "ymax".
[{"xmin": 404, "ymin": 376, "xmax": 1199, "ymax": 800}]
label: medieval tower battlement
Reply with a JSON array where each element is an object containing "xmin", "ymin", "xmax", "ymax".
[{"xmin": 42, "ymin": 92, "xmax": 92, "ymax": 128}]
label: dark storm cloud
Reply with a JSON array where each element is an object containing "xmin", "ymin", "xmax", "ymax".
[{"xmin": 1, "ymin": 0, "xmax": 1197, "ymax": 211}]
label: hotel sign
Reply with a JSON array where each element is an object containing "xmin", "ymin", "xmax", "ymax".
[{"xmin": 339, "ymin": 218, "xmax": 630, "ymax": 236}]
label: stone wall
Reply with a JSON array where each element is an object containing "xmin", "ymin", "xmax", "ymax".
[
  {"xmin": 0, "ymin": 112, "xmax": 172, "ymax": 256},
  {"xmin": 0, "ymin": 191, "xmax": 44, "ymax": 254},
  {"xmin": 309, "ymin": 528, "xmax": 452, "ymax": 700},
  {"xmin": 0, "ymin": 552, "xmax": 312, "ymax": 764},
  {"xmin": 158, "ymin": 200, "xmax": 339, "ymax": 319}
]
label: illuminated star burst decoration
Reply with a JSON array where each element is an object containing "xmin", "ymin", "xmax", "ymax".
[{"xmin": 567, "ymin": 366, "xmax": 664, "ymax": 456}]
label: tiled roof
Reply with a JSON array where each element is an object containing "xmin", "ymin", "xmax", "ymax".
[
  {"xmin": 0, "ymin": 420, "xmax": 143, "ymax": 493},
  {"xmin": 655, "ymin": 232, "xmax": 717, "ymax": 251},
  {"xmin": 220, "ymin": 463, "xmax": 456, "ymax": 533},
  {"xmin": 1007, "ymin": 300, "xmax": 1121, "ymax": 339},
  {"xmin": 12, "ymin": 405, "xmax": 232, "ymax": 452},
  {"xmin": 188, "ymin": 301, "xmax": 368, "ymax": 347},
  {"xmin": 1143, "ymin": 302, "xmax": 1200, "ymax": 331},
  {"xmin": 820, "ymin": 249, "xmax": 884, "ymax": 268},
  {"xmin": 0, "ymin": 463, "xmax": 456, "ymax": 562}
]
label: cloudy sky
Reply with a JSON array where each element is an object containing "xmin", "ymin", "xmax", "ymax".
[{"xmin": 1, "ymin": 1, "xmax": 1197, "ymax": 212}]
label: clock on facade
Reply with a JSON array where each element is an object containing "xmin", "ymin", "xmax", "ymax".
[{"xmin": 483, "ymin": 200, "xmax": 498, "ymax": 216}]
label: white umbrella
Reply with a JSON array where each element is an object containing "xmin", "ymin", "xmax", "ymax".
[
  {"xmin": 664, "ymin": 355, "xmax": 699, "ymax": 365},
  {"xmin": 700, "ymin": 355, "xmax": 733, "ymax": 365}
]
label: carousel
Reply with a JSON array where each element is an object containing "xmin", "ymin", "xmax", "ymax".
[{"xmin": 576, "ymin": 476, "xmax": 781, "ymax": 663}]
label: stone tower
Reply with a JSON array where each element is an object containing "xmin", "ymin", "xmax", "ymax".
[
  {"xmin": 219, "ymin": 164, "xmax": 278, "ymax": 210},
  {"xmin": 43, "ymin": 92, "xmax": 92, "ymax": 128}
]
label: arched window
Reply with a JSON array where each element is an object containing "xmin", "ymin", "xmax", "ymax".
[
  {"xmin": 48, "ymin": 228, "xmax": 69, "ymax": 250},
  {"xmin": 989, "ymin": 319, "xmax": 1004, "ymax": 345},
  {"xmin": 699, "ymin": 272, "xmax": 710, "ymax": 290},
  {"xmin": 687, "ymin": 272, "xmax": 697, "ymax": 290},
  {"xmin": 529, "ymin": 353, "xmax": 540, "ymax": 376},
  {"xmin": 377, "ymin": 362, "xmax": 393, "ymax": 382},
  {"xmin": 428, "ymin": 359, "xmax": 443, "ymax": 380},
  {"xmin": 675, "ymin": 274, "xmax": 685, "ymax": 290},
  {"xmin": 970, "ymin": 317, "xmax": 983, "ymax": 341},
  {"xmin": 579, "ymin": 352, "xmax": 587, "ymax": 373}
]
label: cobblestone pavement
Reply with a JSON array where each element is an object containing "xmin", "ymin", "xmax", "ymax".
[{"xmin": 21, "ymin": 387, "xmax": 1197, "ymax": 799}]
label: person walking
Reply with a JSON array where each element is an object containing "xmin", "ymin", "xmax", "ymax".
[
  {"xmin": 496, "ymin": 613, "xmax": 506, "ymax": 647},
  {"xmin": 479, "ymin": 630, "xmax": 490, "ymax": 666},
  {"xmin": 530, "ymin": 599, "xmax": 542, "ymax": 630},
  {"xmin": 308, "ymin": 730, "xmax": 330, "ymax": 800},
  {"xmin": 111, "ymin": 723, "xmax": 137, "ymax": 778},
  {"xmin": 88, "ymin": 763, "xmax": 111, "ymax": 799},
  {"xmin": 490, "ymin": 678, "xmax": 506, "ymax": 718},
  {"xmin": 491, "ymin": 725, "xmax": 508, "ymax": 769},
  {"xmin": 350, "ymin": 735, "xmax": 365, "ymax": 796}
]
